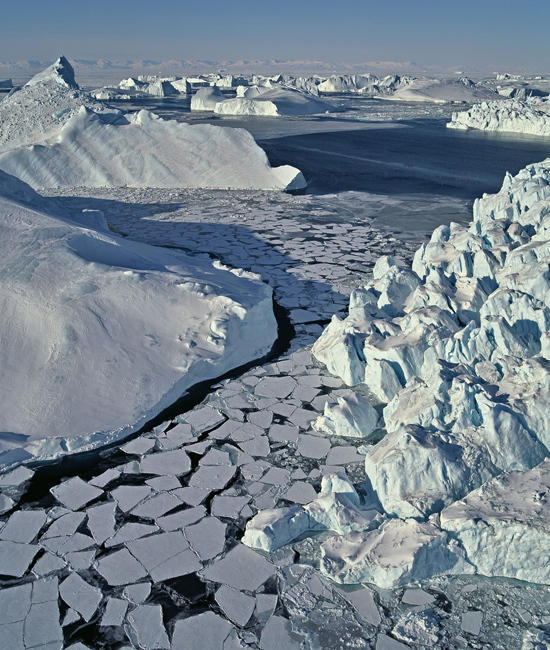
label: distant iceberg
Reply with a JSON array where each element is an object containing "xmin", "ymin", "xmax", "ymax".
[{"xmin": 447, "ymin": 97, "xmax": 550, "ymax": 136}]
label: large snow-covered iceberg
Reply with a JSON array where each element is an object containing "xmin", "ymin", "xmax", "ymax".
[
  {"xmin": 244, "ymin": 158, "xmax": 550, "ymax": 587},
  {"xmin": 447, "ymin": 97, "xmax": 550, "ymax": 135},
  {"xmin": 0, "ymin": 58, "xmax": 306, "ymax": 191},
  {"xmin": 0, "ymin": 108, "xmax": 305, "ymax": 190},
  {"xmin": 213, "ymin": 87, "xmax": 329, "ymax": 117},
  {"xmin": 0, "ymin": 170, "xmax": 278, "ymax": 467},
  {"xmin": 382, "ymin": 77, "xmax": 499, "ymax": 104}
]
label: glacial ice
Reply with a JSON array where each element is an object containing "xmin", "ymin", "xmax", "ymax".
[
  {"xmin": 213, "ymin": 87, "xmax": 329, "ymax": 117},
  {"xmin": 447, "ymin": 97, "xmax": 550, "ymax": 136},
  {"xmin": 0, "ymin": 59, "xmax": 306, "ymax": 191},
  {"xmin": 244, "ymin": 158, "xmax": 550, "ymax": 588}
]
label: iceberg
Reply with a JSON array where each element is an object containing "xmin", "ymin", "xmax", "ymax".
[
  {"xmin": 0, "ymin": 58, "xmax": 306, "ymax": 191},
  {"xmin": 213, "ymin": 87, "xmax": 329, "ymax": 117},
  {"xmin": 0, "ymin": 170, "xmax": 278, "ymax": 467},
  {"xmin": 243, "ymin": 158, "xmax": 550, "ymax": 588},
  {"xmin": 190, "ymin": 86, "xmax": 226, "ymax": 111},
  {"xmin": 0, "ymin": 107, "xmax": 305, "ymax": 190},
  {"xmin": 382, "ymin": 77, "xmax": 499, "ymax": 104},
  {"xmin": 447, "ymin": 97, "xmax": 550, "ymax": 136}
]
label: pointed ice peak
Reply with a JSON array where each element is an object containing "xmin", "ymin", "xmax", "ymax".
[{"xmin": 25, "ymin": 56, "xmax": 78, "ymax": 89}]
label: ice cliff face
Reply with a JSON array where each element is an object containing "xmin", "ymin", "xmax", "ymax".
[
  {"xmin": 448, "ymin": 97, "xmax": 550, "ymax": 136},
  {"xmin": 244, "ymin": 159, "xmax": 550, "ymax": 587}
]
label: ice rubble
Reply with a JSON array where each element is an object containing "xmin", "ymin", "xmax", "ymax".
[
  {"xmin": 244, "ymin": 159, "xmax": 550, "ymax": 587},
  {"xmin": 448, "ymin": 97, "xmax": 550, "ymax": 136},
  {"xmin": 0, "ymin": 170, "xmax": 278, "ymax": 467},
  {"xmin": 0, "ymin": 58, "xmax": 306, "ymax": 191}
]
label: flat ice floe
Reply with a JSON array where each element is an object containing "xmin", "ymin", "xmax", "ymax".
[
  {"xmin": 447, "ymin": 97, "xmax": 550, "ymax": 136},
  {"xmin": 0, "ymin": 171, "xmax": 278, "ymax": 467},
  {"xmin": 0, "ymin": 57, "xmax": 306, "ymax": 191},
  {"xmin": 244, "ymin": 158, "xmax": 550, "ymax": 587}
]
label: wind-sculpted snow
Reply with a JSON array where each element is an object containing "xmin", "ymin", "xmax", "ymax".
[
  {"xmin": 448, "ymin": 97, "xmax": 550, "ymax": 136},
  {"xmin": 244, "ymin": 159, "xmax": 550, "ymax": 587},
  {"xmin": 0, "ymin": 171, "xmax": 278, "ymax": 468},
  {"xmin": 0, "ymin": 58, "xmax": 306, "ymax": 191}
]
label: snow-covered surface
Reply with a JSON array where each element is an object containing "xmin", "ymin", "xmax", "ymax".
[
  {"xmin": 213, "ymin": 87, "xmax": 329, "ymax": 117},
  {"xmin": 383, "ymin": 77, "xmax": 499, "ymax": 104},
  {"xmin": 0, "ymin": 171, "xmax": 278, "ymax": 466},
  {"xmin": 0, "ymin": 58, "xmax": 119, "ymax": 152},
  {"xmin": 2, "ymin": 69, "xmax": 550, "ymax": 647},
  {"xmin": 0, "ymin": 59, "xmax": 306, "ymax": 191},
  {"xmin": 448, "ymin": 97, "xmax": 550, "ymax": 135},
  {"xmin": 0, "ymin": 108, "xmax": 306, "ymax": 190}
]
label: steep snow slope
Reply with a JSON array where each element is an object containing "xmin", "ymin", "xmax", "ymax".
[
  {"xmin": 0, "ymin": 57, "xmax": 120, "ymax": 151},
  {"xmin": 448, "ymin": 97, "xmax": 550, "ymax": 135},
  {"xmin": 0, "ymin": 171, "xmax": 278, "ymax": 467}
]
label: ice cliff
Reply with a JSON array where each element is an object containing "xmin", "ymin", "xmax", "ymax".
[
  {"xmin": 448, "ymin": 97, "xmax": 550, "ymax": 136},
  {"xmin": 244, "ymin": 159, "xmax": 550, "ymax": 588}
]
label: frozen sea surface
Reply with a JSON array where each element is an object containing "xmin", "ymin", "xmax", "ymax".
[{"xmin": 1, "ymin": 99, "xmax": 550, "ymax": 648}]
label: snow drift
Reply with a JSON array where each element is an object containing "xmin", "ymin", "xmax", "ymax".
[{"xmin": 0, "ymin": 170, "xmax": 278, "ymax": 468}]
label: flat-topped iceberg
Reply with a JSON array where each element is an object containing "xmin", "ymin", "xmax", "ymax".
[
  {"xmin": 447, "ymin": 97, "xmax": 550, "ymax": 135},
  {"xmin": 0, "ymin": 170, "xmax": 278, "ymax": 468},
  {"xmin": 190, "ymin": 84, "xmax": 329, "ymax": 117},
  {"xmin": 383, "ymin": 77, "xmax": 499, "ymax": 104}
]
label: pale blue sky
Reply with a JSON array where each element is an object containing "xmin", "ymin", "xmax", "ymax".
[{"xmin": 2, "ymin": 0, "xmax": 549, "ymax": 71}]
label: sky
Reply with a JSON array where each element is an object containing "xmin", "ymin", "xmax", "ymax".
[{"xmin": 2, "ymin": 0, "xmax": 549, "ymax": 73}]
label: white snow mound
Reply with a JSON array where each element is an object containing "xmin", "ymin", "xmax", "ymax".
[{"xmin": 0, "ymin": 170, "xmax": 278, "ymax": 468}]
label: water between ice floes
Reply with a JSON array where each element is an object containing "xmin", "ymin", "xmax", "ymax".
[{"xmin": 105, "ymin": 94, "xmax": 550, "ymax": 233}]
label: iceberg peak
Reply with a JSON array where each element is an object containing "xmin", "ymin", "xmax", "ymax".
[{"xmin": 25, "ymin": 55, "xmax": 78, "ymax": 90}]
